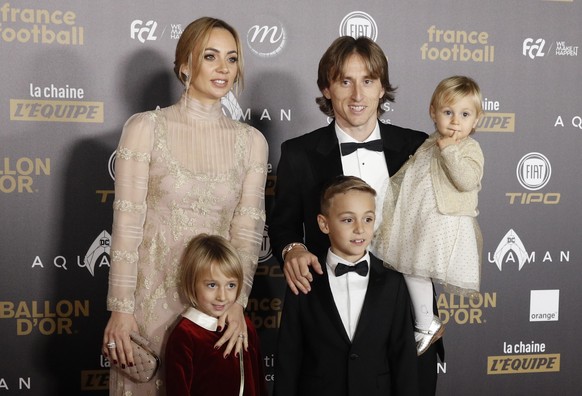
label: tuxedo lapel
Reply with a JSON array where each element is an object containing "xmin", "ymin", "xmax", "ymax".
[
  {"xmin": 351, "ymin": 258, "xmax": 386, "ymax": 343},
  {"xmin": 313, "ymin": 122, "xmax": 343, "ymax": 180},
  {"xmin": 379, "ymin": 123, "xmax": 411, "ymax": 176},
  {"xmin": 313, "ymin": 263, "xmax": 352, "ymax": 344}
]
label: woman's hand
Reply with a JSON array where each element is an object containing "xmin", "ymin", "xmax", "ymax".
[
  {"xmin": 215, "ymin": 302, "xmax": 247, "ymax": 358},
  {"xmin": 102, "ymin": 311, "xmax": 139, "ymax": 369}
]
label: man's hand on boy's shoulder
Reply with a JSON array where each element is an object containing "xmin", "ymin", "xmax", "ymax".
[{"xmin": 283, "ymin": 249, "xmax": 323, "ymax": 295}]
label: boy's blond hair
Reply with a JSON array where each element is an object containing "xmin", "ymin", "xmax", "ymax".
[{"xmin": 320, "ymin": 175, "xmax": 376, "ymax": 216}]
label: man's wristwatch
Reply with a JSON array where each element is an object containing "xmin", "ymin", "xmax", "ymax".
[{"xmin": 282, "ymin": 242, "xmax": 307, "ymax": 260}]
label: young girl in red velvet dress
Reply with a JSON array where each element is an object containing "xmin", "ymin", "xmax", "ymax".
[{"xmin": 165, "ymin": 234, "xmax": 268, "ymax": 396}]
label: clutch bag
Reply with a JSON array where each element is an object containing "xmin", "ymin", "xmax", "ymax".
[{"xmin": 117, "ymin": 332, "xmax": 160, "ymax": 383}]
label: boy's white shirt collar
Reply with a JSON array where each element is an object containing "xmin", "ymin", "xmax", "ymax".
[
  {"xmin": 326, "ymin": 249, "xmax": 371, "ymax": 277},
  {"xmin": 325, "ymin": 249, "xmax": 370, "ymax": 340},
  {"xmin": 182, "ymin": 306, "xmax": 218, "ymax": 331}
]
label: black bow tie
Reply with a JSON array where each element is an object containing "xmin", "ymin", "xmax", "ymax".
[
  {"xmin": 340, "ymin": 139, "xmax": 383, "ymax": 156},
  {"xmin": 335, "ymin": 260, "xmax": 369, "ymax": 277}
]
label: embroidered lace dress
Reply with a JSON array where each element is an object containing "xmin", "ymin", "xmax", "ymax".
[
  {"xmin": 373, "ymin": 138, "xmax": 481, "ymax": 296},
  {"xmin": 107, "ymin": 94, "xmax": 268, "ymax": 395}
]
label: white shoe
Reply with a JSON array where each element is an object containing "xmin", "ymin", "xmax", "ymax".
[{"xmin": 414, "ymin": 315, "xmax": 444, "ymax": 356}]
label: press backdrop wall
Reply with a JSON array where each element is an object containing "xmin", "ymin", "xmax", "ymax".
[{"xmin": 1, "ymin": 1, "xmax": 581, "ymax": 394}]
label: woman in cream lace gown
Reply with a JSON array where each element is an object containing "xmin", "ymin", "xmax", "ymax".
[{"xmin": 101, "ymin": 17, "xmax": 268, "ymax": 395}]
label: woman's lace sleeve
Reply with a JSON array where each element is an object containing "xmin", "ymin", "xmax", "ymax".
[
  {"xmin": 229, "ymin": 127, "xmax": 268, "ymax": 307},
  {"xmin": 107, "ymin": 113, "xmax": 154, "ymax": 313}
]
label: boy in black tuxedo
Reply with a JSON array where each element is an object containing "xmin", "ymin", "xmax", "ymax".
[{"xmin": 274, "ymin": 176, "xmax": 419, "ymax": 396}]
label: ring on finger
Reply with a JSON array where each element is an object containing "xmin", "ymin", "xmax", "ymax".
[
  {"xmin": 238, "ymin": 333, "xmax": 245, "ymax": 339},
  {"xmin": 107, "ymin": 342, "xmax": 116, "ymax": 349}
]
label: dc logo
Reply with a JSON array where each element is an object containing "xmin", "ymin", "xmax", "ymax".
[
  {"xmin": 516, "ymin": 152, "xmax": 551, "ymax": 191},
  {"xmin": 130, "ymin": 20, "xmax": 158, "ymax": 43},
  {"xmin": 339, "ymin": 11, "xmax": 378, "ymax": 41},
  {"xmin": 84, "ymin": 231, "xmax": 112, "ymax": 276},
  {"xmin": 522, "ymin": 38, "xmax": 545, "ymax": 59},
  {"xmin": 493, "ymin": 229, "xmax": 528, "ymax": 271}
]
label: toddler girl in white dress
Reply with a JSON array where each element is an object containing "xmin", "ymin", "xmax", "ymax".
[{"xmin": 372, "ymin": 76, "xmax": 484, "ymax": 355}]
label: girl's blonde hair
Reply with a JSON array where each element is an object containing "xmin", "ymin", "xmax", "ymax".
[
  {"xmin": 430, "ymin": 75, "xmax": 484, "ymax": 133},
  {"xmin": 179, "ymin": 234, "xmax": 243, "ymax": 308}
]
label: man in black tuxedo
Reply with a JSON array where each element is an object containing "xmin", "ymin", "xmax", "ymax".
[
  {"xmin": 269, "ymin": 36, "xmax": 443, "ymax": 395},
  {"xmin": 274, "ymin": 176, "xmax": 419, "ymax": 396}
]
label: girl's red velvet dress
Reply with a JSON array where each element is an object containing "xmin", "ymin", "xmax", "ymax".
[{"xmin": 165, "ymin": 307, "xmax": 268, "ymax": 396}]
